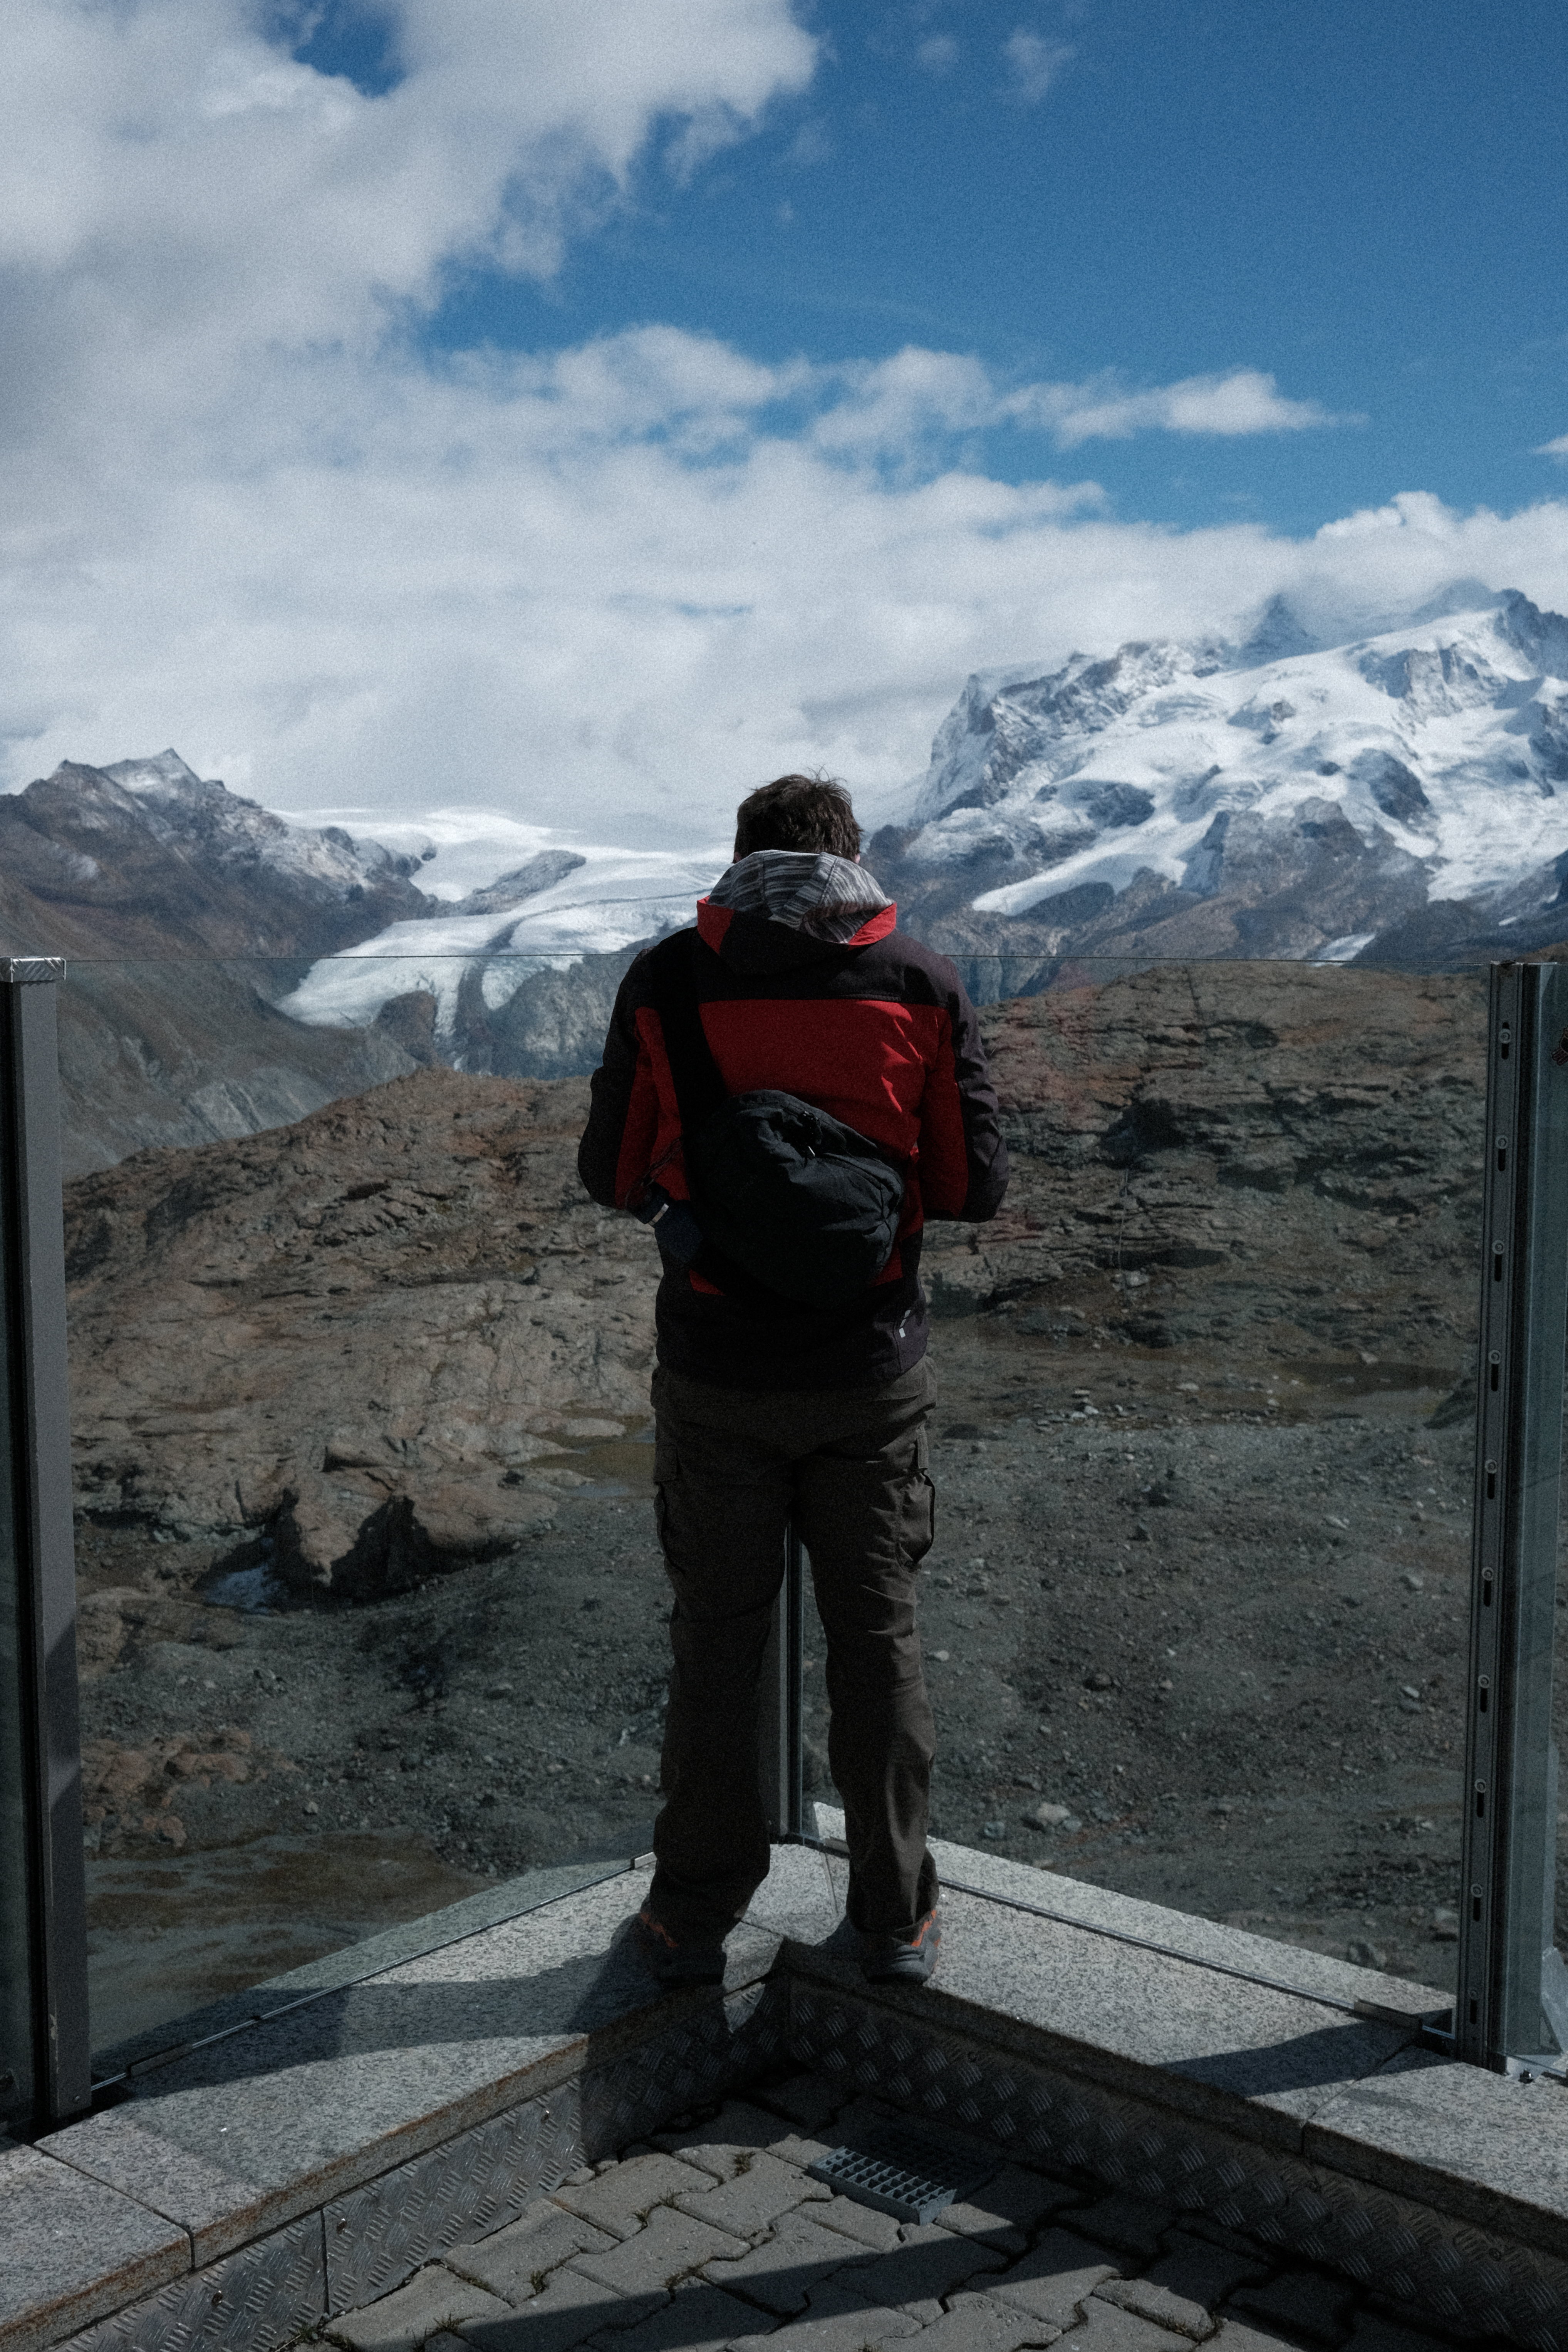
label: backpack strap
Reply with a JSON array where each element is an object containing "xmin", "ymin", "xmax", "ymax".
[
  {"xmin": 639, "ymin": 930, "xmax": 812, "ymax": 1319},
  {"xmin": 642, "ymin": 930, "xmax": 730, "ymax": 1132}
]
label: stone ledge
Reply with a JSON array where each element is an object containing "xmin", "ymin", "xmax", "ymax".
[
  {"xmin": 5, "ymin": 1836, "xmax": 1567, "ymax": 2352},
  {"xmin": 42, "ymin": 1866, "xmax": 785, "ymax": 2270},
  {"xmin": 807, "ymin": 1821, "xmax": 1568, "ymax": 2266},
  {"xmin": 797, "ymin": 1874, "xmax": 1426, "ymax": 2159},
  {"xmin": 0, "ymin": 2145, "xmax": 187, "ymax": 2352}
]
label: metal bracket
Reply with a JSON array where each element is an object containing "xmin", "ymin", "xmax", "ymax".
[
  {"xmin": 3, "ymin": 960, "xmax": 66, "ymax": 989},
  {"xmin": 760, "ymin": 1518, "xmax": 806, "ymax": 1841},
  {"xmin": 1503, "ymin": 2053, "xmax": 1568, "ymax": 2085}
]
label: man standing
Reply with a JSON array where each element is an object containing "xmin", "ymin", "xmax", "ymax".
[{"xmin": 578, "ymin": 775, "xmax": 1008, "ymax": 1985}]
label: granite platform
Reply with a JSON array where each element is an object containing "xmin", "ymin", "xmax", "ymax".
[{"xmin": 4, "ymin": 1820, "xmax": 1566, "ymax": 2352}]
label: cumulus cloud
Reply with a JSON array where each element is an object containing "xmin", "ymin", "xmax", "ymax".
[
  {"xmin": 802, "ymin": 352, "xmax": 1349, "ymax": 458},
  {"xmin": 1003, "ymin": 29, "xmax": 1074, "ymax": 102},
  {"xmin": 1013, "ymin": 367, "xmax": 1354, "ymax": 446},
  {"xmin": 1536, "ymin": 434, "xmax": 1568, "ymax": 461},
  {"xmin": 2, "ymin": 2, "xmax": 1566, "ymax": 858},
  {"xmin": 0, "ymin": 0, "xmax": 816, "ymax": 385},
  {"xmin": 6, "ymin": 313, "xmax": 1566, "ymax": 848}
]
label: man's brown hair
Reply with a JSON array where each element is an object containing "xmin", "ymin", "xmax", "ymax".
[{"xmin": 733, "ymin": 773, "xmax": 861, "ymax": 862}]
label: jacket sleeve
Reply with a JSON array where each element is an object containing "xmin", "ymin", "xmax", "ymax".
[
  {"xmin": 918, "ymin": 971, "xmax": 1009, "ymax": 1224},
  {"xmin": 577, "ymin": 964, "xmax": 659, "ymax": 1209}
]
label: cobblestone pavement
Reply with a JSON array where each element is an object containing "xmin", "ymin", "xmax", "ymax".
[{"xmin": 300, "ymin": 2070, "xmax": 1476, "ymax": 2352}]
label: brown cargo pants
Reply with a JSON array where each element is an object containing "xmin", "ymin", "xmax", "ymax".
[{"xmin": 647, "ymin": 1356, "xmax": 939, "ymax": 1943}]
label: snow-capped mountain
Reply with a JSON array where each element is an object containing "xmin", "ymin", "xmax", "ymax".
[
  {"xmin": 0, "ymin": 746, "xmax": 719, "ymax": 1161},
  {"xmin": 0, "ymin": 749, "xmax": 445, "ymax": 1168},
  {"xmin": 868, "ymin": 584, "xmax": 1568, "ymax": 984}
]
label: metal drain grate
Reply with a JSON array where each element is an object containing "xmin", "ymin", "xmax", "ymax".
[{"xmin": 808, "ymin": 2124, "xmax": 995, "ymax": 2225}]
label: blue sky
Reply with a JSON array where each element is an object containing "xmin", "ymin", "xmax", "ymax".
[
  {"xmin": 329, "ymin": 0, "xmax": 1568, "ymax": 536},
  {"xmin": 2, "ymin": 0, "xmax": 1566, "ymax": 846}
]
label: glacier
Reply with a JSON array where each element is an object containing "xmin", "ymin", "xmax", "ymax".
[{"xmin": 279, "ymin": 839, "xmax": 723, "ymax": 1050}]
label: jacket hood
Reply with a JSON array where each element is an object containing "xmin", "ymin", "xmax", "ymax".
[{"xmin": 698, "ymin": 850, "xmax": 896, "ymax": 972}]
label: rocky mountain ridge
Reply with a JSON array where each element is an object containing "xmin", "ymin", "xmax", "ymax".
[
  {"xmin": 0, "ymin": 749, "xmax": 434, "ymax": 959},
  {"xmin": 0, "ymin": 749, "xmax": 706, "ymax": 1170},
  {"xmin": 1, "ymin": 750, "xmax": 444, "ymax": 1170}
]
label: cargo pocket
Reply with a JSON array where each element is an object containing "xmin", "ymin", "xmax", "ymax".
[{"xmin": 899, "ymin": 1424, "xmax": 936, "ymax": 1569}]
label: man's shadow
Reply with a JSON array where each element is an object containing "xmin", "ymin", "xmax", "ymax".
[{"xmin": 122, "ymin": 1916, "xmax": 785, "ymax": 2130}]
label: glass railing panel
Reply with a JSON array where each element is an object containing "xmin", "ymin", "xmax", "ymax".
[
  {"xmin": 64, "ymin": 957, "xmax": 668, "ymax": 2064},
  {"xmin": 1556, "ymin": 1393, "xmax": 1568, "ymax": 2047},
  {"xmin": 53, "ymin": 943, "xmax": 1491, "ymax": 2064},
  {"xmin": 917, "ymin": 955, "xmax": 1482, "ymax": 1993}
]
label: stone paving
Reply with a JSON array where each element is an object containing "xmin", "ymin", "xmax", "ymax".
[{"xmin": 296, "ymin": 2070, "xmax": 1477, "ymax": 2352}]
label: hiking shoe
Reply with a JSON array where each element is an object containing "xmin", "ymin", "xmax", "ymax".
[
  {"xmin": 632, "ymin": 1906, "xmax": 728, "ymax": 1986},
  {"xmin": 860, "ymin": 1908, "xmax": 940, "ymax": 1985}
]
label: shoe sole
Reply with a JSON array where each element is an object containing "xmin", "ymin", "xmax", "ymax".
[
  {"xmin": 860, "ymin": 1926, "xmax": 941, "ymax": 1985},
  {"xmin": 861, "ymin": 1955, "xmax": 937, "ymax": 1984}
]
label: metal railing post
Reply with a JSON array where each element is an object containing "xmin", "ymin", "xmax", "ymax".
[
  {"xmin": 1456, "ymin": 960, "xmax": 1568, "ymax": 2071},
  {"xmin": 758, "ymin": 1516, "xmax": 806, "ymax": 1842},
  {"xmin": 0, "ymin": 958, "xmax": 90, "ymax": 2132}
]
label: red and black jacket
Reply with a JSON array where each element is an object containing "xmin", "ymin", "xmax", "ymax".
[{"xmin": 577, "ymin": 888, "xmax": 1009, "ymax": 1391}]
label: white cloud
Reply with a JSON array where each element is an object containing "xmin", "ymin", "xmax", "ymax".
[
  {"xmin": 1013, "ymin": 367, "xmax": 1353, "ymax": 447},
  {"xmin": 0, "ymin": 0, "xmax": 817, "ymax": 372},
  {"xmin": 1536, "ymin": 434, "xmax": 1568, "ymax": 461},
  {"xmin": 916, "ymin": 34, "xmax": 960, "ymax": 72},
  {"xmin": 1003, "ymin": 29, "xmax": 1074, "ymax": 103},
  {"xmin": 2, "ymin": 2, "xmax": 1566, "ymax": 864},
  {"xmin": 808, "ymin": 348, "xmax": 1007, "ymax": 454},
  {"xmin": 6, "ymin": 317, "xmax": 1566, "ymax": 851},
  {"xmin": 798, "ymin": 351, "xmax": 1347, "ymax": 458},
  {"xmin": 1315, "ymin": 490, "xmax": 1462, "ymax": 541}
]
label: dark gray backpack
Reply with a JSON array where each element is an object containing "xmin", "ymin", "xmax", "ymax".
[{"xmin": 633, "ymin": 933, "xmax": 906, "ymax": 1312}]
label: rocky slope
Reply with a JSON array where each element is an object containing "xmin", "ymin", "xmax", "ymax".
[
  {"xmin": 1, "ymin": 751, "xmax": 443, "ymax": 1171},
  {"xmin": 65, "ymin": 1068, "xmax": 650, "ymax": 1594},
  {"xmin": 65, "ymin": 959, "xmax": 1488, "ymax": 1585}
]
